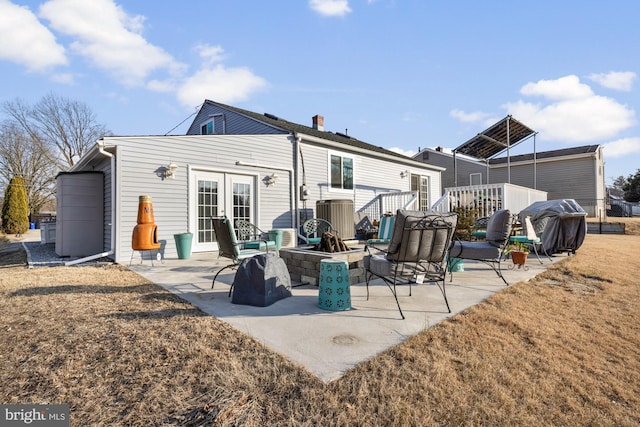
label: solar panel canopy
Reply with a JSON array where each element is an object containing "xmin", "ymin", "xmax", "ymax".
[{"xmin": 453, "ymin": 116, "xmax": 535, "ymax": 160}]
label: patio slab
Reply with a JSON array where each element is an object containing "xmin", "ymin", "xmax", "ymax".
[{"xmin": 128, "ymin": 250, "xmax": 559, "ymax": 382}]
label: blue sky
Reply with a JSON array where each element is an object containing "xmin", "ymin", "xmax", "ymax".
[{"xmin": 1, "ymin": 0, "xmax": 639, "ymax": 185}]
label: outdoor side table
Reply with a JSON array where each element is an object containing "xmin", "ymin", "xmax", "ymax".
[{"xmin": 318, "ymin": 259, "xmax": 351, "ymax": 311}]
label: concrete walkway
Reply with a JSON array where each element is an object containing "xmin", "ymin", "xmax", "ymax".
[{"xmin": 127, "ymin": 249, "xmax": 559, "ymax": 382}]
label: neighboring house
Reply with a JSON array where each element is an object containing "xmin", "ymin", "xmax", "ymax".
[
  {"xmin": 68, "ymin": 100, "xmax": 444, "ymax": 263},
  {"xmin": 414, "ymin": 144, "xmax": 606, "ymax": 217}
]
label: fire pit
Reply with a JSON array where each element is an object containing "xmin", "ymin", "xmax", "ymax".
[{"xmin": 279, "ymin": 246, "xmax": 367, "ymax": 286}]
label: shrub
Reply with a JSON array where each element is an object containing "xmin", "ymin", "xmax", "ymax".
[
  {"xmin": 452, "ymin": 206, "xmax": 480, "ymax": 240},
  {"xmin": 1, "ymin": 176, "xmax": 29, "ymax": 235}
]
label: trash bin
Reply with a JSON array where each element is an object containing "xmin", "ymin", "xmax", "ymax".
[
  {"xmin": 173, "ymin": 233, "xmax": 193, "ymax": 260},
  {"xmin": 29, "ymin": 222, "xmax": 36, "ymax": 230},
  {"xmin": 268, "ymin": 229, "xmax": 283, "ymax": 251}
]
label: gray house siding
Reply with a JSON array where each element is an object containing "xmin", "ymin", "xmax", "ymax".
[
  {"xmin": 489, "ymin": 156, "xmax": 603, "ymax": 216},
  {"xmin": 415, "ymin": 146, "xmax": 604, "ymax": 217},
  {"xmin": 418, "ymin": 149, "xmax": 486, "ymax": 190},
  {"xmin": 95, "ymin": 134, "xmax": 294, "ymax": 263},
  {"xmin": 298, "ymin": 141, "xmax": 441, "ymax": 220},
  {"xmin": 69, "ymin": 101, "xmax": 444, "ymax": 264}
]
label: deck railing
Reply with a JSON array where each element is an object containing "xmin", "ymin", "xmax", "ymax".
[
  {"xmin": 444, "ymin": 183, "xmax": 547, "ymax": 217},
  {"xmin": 357, "ymin": 191, "xmax": 418, "ymax": 220}
]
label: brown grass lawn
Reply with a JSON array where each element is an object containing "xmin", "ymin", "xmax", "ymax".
[{"xmin": 1, "ymin": 221, "xmax": 640, "ymax": 426}]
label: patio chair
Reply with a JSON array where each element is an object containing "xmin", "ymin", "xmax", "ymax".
[
  {"xmin": 509, "ymin": 216, "xmax": 552, "ymax": 264},
  {"xmin": 210, "ymin": 216, "xmax": 263, "ymax": 294},
  {"xmin": 365, "ymin": 215, "xmax": 395, "ymax": 250},
  {"xmin": 448, "ymin": 209, "xmax": 513, "ymax": 286},
  {"xmin": 236, "ymin": 219, "xmax": 277, "ymax": 252},
  {"xmin": 301, "ymin": 218, "xmax": 337, "ymax": 245},
  {"xmin": 471, "ymin": 216, "xmax": 489, "ymax": 240},
  {"xmin": 364, "ymin": 210, "xmax": 458, "ymax": 319}
]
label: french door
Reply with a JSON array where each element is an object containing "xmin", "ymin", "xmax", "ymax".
[{"xmin": 190, "ymin": 171, "xmax": 254, "ymax": 252}]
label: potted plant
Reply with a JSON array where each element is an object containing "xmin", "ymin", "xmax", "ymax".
[{"xmin": 505, "ymin": 240, "xmax": 529, "ymax": 268}]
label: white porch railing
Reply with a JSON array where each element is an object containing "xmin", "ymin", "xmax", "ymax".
[
  {"xmin": 357, "ymin": 191, "xmax": 418, "ymax": 220},
  {"xmin": 444, "ymin": 183, "xmax": 547, "ymax": 217}
]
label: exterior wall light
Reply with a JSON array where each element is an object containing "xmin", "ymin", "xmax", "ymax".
[{"xmin": 165, "ymin": 161, "xmax": 178, "ymax": 179}]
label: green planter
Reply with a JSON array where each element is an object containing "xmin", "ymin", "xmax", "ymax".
[
  {"xmin": 268, "ymin": 229, "xmax": 283, "ymax": 250},
  {"xmin": 174, "ymin": 233, "xmax": 193, "ymax": 259},
  {"xmin": 448, "ymin": 257, "xmax": 464, "ymax": 272}
]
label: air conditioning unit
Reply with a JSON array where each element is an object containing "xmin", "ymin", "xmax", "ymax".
[
  {"xmin": 279, "ymin": 229, "xmax": 298, "ymax": 248},
  {"xmin": 316, "ymin": 199, "xmax": 355, "ymax": 240}
]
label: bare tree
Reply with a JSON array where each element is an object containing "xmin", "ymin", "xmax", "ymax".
[
  {"xmin": 0, "ymin": 123, "xmax": 57, "ymax": 214},
  {"xmin": 3, "ymin": 93, "xmax": 110, "ymax": 168}
]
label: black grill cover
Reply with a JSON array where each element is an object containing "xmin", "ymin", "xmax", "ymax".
[
  {"xmin": 519, "ymin": 199, "xmax": 587, "ymax": 254},
  {"xmin": 231, "ymin": 253, "xmax": 292, "ymax": 307}
]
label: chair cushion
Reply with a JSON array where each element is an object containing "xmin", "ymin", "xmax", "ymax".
[
  {"xmin": 366, "ymin": 254, "xmax": 411, "ymax": 277},
  {"xmin": 485, "ymin": 209, "xmax": 511, "ymax": 247},
  {"xmin": 387, "ymin": 210, "xmax": 457, "ymax": 257},
  {"xmin": 244, "ymin": 240, "xmax": 277, "ymax": 250},
  {"xmin": 450, "ymin": 240, "xmax": 501, "ymax": 260}
]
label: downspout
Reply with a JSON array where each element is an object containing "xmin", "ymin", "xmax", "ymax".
[
  {"xmin": 65, "ymin": 140, "xmax": 115, "ymax": 266},
  {"xmin": 293, "ymin": 133, "xmax": 302, "ymax": 234}
]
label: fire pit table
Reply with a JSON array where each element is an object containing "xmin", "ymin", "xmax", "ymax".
[{"xmin": 279, "ymin": 245, "xmax": 367, "ymax": 286}]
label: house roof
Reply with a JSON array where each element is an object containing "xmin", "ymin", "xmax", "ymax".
[
  {"xmin": 489, "ymin": 144, "xmax": 600, "ymax": 165},
  {"xmin": 201, "ymin": 100, "xmax": 415, "ymax": 163},
  {"xmin": 453, "ymin": 115, "xmax": 536, "ymax": 160}
]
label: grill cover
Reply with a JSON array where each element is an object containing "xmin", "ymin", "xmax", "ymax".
[{"xmin": 519, "ymin": 199, "xmax": 587, "ymax": 254}]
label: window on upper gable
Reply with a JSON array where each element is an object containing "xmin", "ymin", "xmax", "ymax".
[
  {"xmin": 201, "ymin": 120, "xmax": 214, "ymax": 135},
  {"xmin": 330, "ymin": 153, "xmax": 354, "ymax": 190}
]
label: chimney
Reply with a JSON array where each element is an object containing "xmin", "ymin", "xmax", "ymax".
[
  {"xmin": 436, "ymin": 146, "xmax": 443, "ymax": 152},
  {"xmin": 312, "ymin": 114, "xmax": 324, "ymax": 131}
]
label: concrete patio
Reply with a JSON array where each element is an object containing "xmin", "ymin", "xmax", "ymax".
[{"xmin": 128, "ymin": 249, "xmax": 559, "ymax": 382}]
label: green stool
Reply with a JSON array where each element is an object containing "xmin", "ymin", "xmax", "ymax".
[{"xmin": 318, "ymin": 259, "xmax": 351, "ymax": 311}]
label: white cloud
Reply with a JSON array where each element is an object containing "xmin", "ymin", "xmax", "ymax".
[
  {"xmin": 450, "ymin": 109, "xmax": 491, "ymax": 123},
  {"xmin": 520, "ymin": 75, "xmax": 593, "ymax": 101},
  {"xmin": 309, "ymin": 0, "xmax": 352, "ymax": 17},
  {"xmin": 195, "ymin": 44, "xmax": 225, "ymax": 66},
  {"xmin": 503, "ymin": 75, "xmax": 636, "ymax": 143},
  {"xmin": 176, "ymin": 65, "xmax": 268, "ymax": 108},
  {"xmin": 0, "ymin": 0, "xmax": 66, "ymax": 71},
  {"xmin": 588, "ymin": 71, "xmax": 637, "ymax": 91},
  {"xmin": 39, "ymin": 0, "xmax": 185, "ymax": 86},
  {"xmin": 602, "ymin": 137, "xmax": 640, "ymax": 158}
]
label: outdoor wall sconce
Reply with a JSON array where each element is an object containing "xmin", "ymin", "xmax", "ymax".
[
  {"xmin": 164, "ymin": 161, "xmax": 178, "ymax": 179},
  {"xmin": 264, "ymin": 173, "xmax": 278, "ymax": 186},
  {"xmin": 400, "ymin": 169, "xmax": 410, "ymax": 178}
]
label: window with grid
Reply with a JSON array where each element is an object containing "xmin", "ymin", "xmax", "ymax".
[{"xmin": 330, "ymin": 154, "xmax": 354, "ymax": 190}]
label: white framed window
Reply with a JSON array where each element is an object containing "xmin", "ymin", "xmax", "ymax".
[
  {"xmin": 329, "ymin": 152, "xmax": 354, "ymax": 190},
  {"xmin": 470, "ymin": 173, "xmax": 482, "ymax": 185},
  {"xmin": 201, "ymin": 119, "xmax": 214, "ymax": 135}
]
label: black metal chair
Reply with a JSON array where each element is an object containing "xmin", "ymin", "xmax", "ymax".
[
  {"xmin": 236, "ymin": 219, "xmax": 277, "ymax": 252},
  {"xmin": 210, "ymin": 216, "xmax": 262, "ymax": 294},
  {"xmin": 364, "ymin": 210, "xmax": 458, "ymax": 319},
  {"xmin": 301, "ymin": 218, "xmax": 337, "ymax": 245},
  {"xmin": 449, "ymin": 209, "xmax": 513, "ymax": 285}
]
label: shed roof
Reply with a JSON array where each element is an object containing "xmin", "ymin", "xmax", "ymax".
[{"xmin": 453, "ymin": 115, "xmax": 536, "ymax": 160}]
